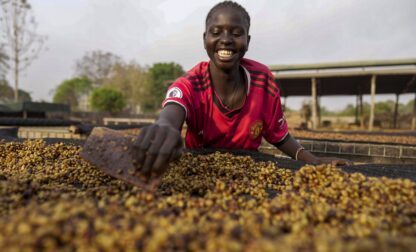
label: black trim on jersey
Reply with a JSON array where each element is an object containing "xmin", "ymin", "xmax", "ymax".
[
  {"xmin": 186, "ymin": 71, "xmax": 208, "ymax": 80},
  {"xmin": 188, "ymin": 72, "xmax": 210, "ymax": 92},
  {"xmin": 187, "ymin": 71, "xmax": 209, "ymax": 82},
  {"xmin": 212, "ymin": 92, "xmax": 229, "ymax": 114},
  {"xmin": 192, "ymin": 80, "xmax": 211, "ymax": 91},
  {"xmin": 212, "ymin": 91, "xmax": 243, "ymax": 118},
  {"xmin": 189, "ymin": 77, "xmax": 209, "ymax": 85},
  {"xmin": 211, "ymin": 66, "xmax": 248, "ymax": 118},
  {"xmin": 251, "ymin": 73, "xmax": 278, "ymax": 88},
  {"xmin": 248, "ymin": 71, "xmax": 280, "ymax": 97},
  {"xmin": 248, "ymin": 69, "xmax": 277, "ymax": 84},
  {"xmin": 226, "ymin": 108, "xmax": 242, "ymax": 118},
  {"xmin": 271, "ymin": 133, "xmax": 291, "ymax": 147},
  {"xmin": 190, "ymin": 80, "xmax": 208, "ymax": 86},
  {"xmin": 251, "ymin": 83, "xmax": 276, "ymax": 97},
  {"xmin": 251, "ymin": 77, "xmax": 279, "ymax": 93}
]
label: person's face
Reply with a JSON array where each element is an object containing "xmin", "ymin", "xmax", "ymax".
[{"xmin": 204, "ymin": 8, "xmax": 250, "ymax": 71}]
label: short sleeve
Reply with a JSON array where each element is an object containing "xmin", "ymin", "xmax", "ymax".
[
  {"xmin": 263, "ymin": 72, "xmax": 289, "ymax": 144},
  {"xmin": 162, "ymin": 78, "xmax": 192, "ymax": 119}
]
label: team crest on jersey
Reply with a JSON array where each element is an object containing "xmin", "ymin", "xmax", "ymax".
[
  {"xmin": 166, "ymin": 87, "xmax": 183, "ymax": 99},
  {"xmin": 249, "ymin": 120, "xmax": 263, "ymax": 139}
]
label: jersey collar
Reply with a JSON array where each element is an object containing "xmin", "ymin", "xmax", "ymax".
[{"xmin": 241, "ymin": 65, "xmax": 251, "ymax": 96}]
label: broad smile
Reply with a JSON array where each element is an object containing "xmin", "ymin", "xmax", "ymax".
[{"xmin": 216, "ymin": 49, "xmax": 236, "ymax": 61}]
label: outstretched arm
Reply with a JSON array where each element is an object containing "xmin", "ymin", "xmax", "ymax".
[
  {"xmin": 133, "ymin": 103, "xmax": 186, "ymax": 177},
  {"xmin": 274, "ymin": 134, "xmax": 352, "ymax": 166}
]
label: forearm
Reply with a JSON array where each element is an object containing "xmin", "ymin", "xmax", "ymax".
[
  {"xmin": 155, "ymin": 104, "xmax": 186, "ymax": 130},
  {"xmin": 273, "ymin": 134, "xmax": 320, "ymax": 164}
]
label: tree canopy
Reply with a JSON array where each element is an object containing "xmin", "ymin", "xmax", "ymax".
[
  {"xmin": 55, "ymin": 56, "xmax": 186, "ymax": 113},
  {"xmin": 318, "ymin": 99, "xmax": 415, "ymax": 117},
  {"xmin": 103, "ymin": 62, "xmax": 148, "ymax": 113},
  {"xmin": 90, "ymin": 87, "xmax": 126, "ymax": 113},
  {"xmin": 141, "ymin": 62, "xmax": 184, "ymax": 112},
  {"xmin": 52, "ymin": 77, "xmax": 92, "ymax": 110}
]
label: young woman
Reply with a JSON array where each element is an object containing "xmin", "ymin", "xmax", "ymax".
[{"xmin": 133, "ymin": 1, "xmax": 351, "ymax": 177}]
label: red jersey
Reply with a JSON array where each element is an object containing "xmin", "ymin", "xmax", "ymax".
[{"xmin": 162, "ymin": 58, "xmax": 288, "ymax": 150}]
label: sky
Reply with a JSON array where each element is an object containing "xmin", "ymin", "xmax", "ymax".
[{"xmin": 4, "ymin": 0, "xmax": 416, "ymax": 110}]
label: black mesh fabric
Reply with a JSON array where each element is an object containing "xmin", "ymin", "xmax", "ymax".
[
  {"xmin": 188, "ymin": 148, "xmax": 304, "ymax": 170},
  {"xmin": 75, "ymin": 124, "xmax": 151, "ymax": 135},
  {"xmin": 1, "ymin": 139, "xmax": 415, "ymax": 181},
  {"xmin": 187, "ymin": 149, "xmax": 416, "ymax": 181}
]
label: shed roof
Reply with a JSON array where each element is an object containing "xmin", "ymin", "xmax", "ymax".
[{"xmin": 270, "ymin": 59, "xmax": 416, "ymax": 97}]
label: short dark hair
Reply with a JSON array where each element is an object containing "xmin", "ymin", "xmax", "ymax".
[{"xmin": 205, "ymin": 1, "xmax": 251, "ymax": 31}]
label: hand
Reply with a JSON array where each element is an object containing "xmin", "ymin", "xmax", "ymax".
[
  {"xmin": 132, "ymin": 123, "xmax": 183, "ymax": 179},
  {"xmin": 316, "ymin": 157, "xmax": 353, "ymax": 166}
]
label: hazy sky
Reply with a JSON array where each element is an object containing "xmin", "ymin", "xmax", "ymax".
[{"xmin": 5, "ymin": 0, "xmax": 416, "ymax": 110}]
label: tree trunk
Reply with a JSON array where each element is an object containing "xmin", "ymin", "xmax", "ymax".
[
  {"xmin": 14, "ymin": 56, "xmax": 19, "ymax": 102},
  {"xmin": 13, "ymin": 2, "xmax": 20, "ymax": 102}
]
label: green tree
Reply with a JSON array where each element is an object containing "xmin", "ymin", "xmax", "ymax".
[
  {"xmin": 103, "ymin": 62, "xmax": 148, "ymax": 113},
  {"xmin": 338, "ymin": 104, "xmax": 356, "ymax": 116},
  {"xmin": 399, "ymin": 99, "xmax": 414, "ymax": 114},
  {"xmin": 319, "ymin": 105, "xmax": 336, "ymax": 116},
  {"xmin": 90, "ymin": 87, "xmax": 125, "ymax": 113},
  {"xmin": 374, "ymin": 100, "xmax": 394, "ymax": 115},
  {"xmin": 141, "ymin": 62, "xmax": 184, "ymax": 112},
  {"xmin": 52, "ymin": 77, "xmax": 92, "ymax": 110}
]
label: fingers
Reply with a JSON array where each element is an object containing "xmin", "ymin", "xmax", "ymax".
[
  {"xmin": 141, "ymin": 127, "xmax": 168, "ymax": 175},
  {"xmin": 170, "ymin": 145, "xmax": 183, "ymax": 162},
  {"xmin": 133, "ymin": 126, "xmax": 156, "ymax": 170},
  {"xmin": 152, "ymin": 131, "xmax": 183, "ymax": 175},
  {"xmin": 132, "ymin": 124, "xmax": 183, "ymax": 179}
]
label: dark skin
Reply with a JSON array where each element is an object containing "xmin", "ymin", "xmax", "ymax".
[{"xmin": 133, "ymin": 7, "xmax": 352, "ymax": 178}]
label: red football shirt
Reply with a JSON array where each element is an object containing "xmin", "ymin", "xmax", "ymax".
[{"xmin": 162, "ymin": 58, "xmax": 288, "ymax": 150}]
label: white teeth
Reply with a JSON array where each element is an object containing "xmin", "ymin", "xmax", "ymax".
[{"xmin": 217, "ymin": 50, "xmax": 233, "ymax": 57}]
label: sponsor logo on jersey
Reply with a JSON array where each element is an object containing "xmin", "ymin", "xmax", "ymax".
[
  {"xmin": 166, "ymin": 87, "xmax": 183, "ymax": 99},
  {"xmin": 249, "ymin": 120, "xmax": 263, "ymax": 139}
]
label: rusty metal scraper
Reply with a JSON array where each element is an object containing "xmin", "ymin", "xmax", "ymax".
[{"xmin": 80, "ymin": 127, "xmax": 161, "ymax": 191}]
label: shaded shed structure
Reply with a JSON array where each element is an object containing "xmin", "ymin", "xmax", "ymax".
[
  {"xmin": 0, "ymin": 101, "xmax": 70, "ymax": 119},
  {"xmin": 270, "ymin": 59, "xmax": 416, "ymax": 130}
]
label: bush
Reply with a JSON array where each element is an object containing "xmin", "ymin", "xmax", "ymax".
[{"xmin": 90, "ymin": 87, "xmax": 126, "ymax": 113}]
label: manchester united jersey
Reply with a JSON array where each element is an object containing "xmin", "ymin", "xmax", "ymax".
[{"xmin": 162, "ymin": 58, "xmax": 288, "ymax": 150}]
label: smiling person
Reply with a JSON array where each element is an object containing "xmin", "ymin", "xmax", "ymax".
[{"xmin": 133, "ymin": 1, "xmax": 351, "ymax": 177}]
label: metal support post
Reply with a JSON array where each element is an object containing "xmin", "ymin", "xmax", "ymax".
[
  {"xmin": 369, "ymin": 75, "xmax": 377, "ymax": 131},
  {"xmin": 311, "ymin": 78, "xmax": 318, "ymax": 130}
]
